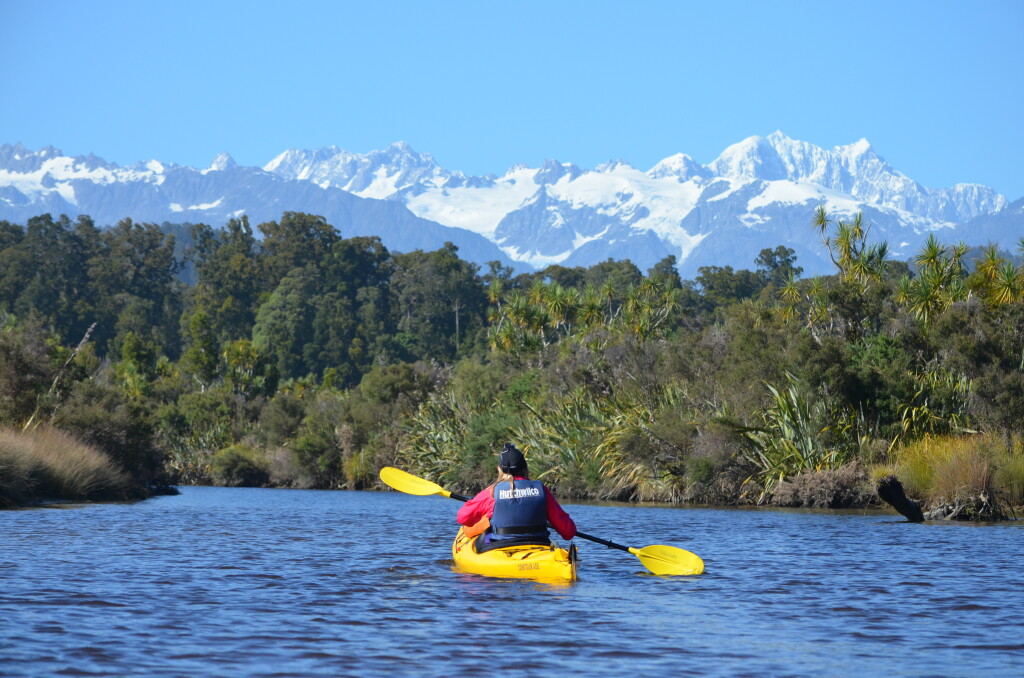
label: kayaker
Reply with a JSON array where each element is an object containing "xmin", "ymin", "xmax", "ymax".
[{"xmin": 456, "ymin": 443, "xmax": 576, "ymax": 551}]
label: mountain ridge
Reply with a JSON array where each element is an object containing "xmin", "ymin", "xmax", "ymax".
[{"xmin": 1, "ymin": 135, "xmax": 1018, "ymax": 278}]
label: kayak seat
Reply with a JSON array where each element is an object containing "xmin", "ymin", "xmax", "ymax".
[{"xmin": 474, "ymin": 532, "xmax": 551, "ymax": 554}]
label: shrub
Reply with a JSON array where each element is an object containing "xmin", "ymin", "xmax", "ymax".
[
  {"xmin": 259, "ymin": 392, "xmax": 306, "ymax": 447},
  {"xmin": 210, "ymin": 444, "xmax": 269, "ymax": 487},
  {"xmin": 267, "ymin": 447, "xmax": 316, "ymax": 489},
  {"xmin": 682, "ymin": 423, "xmax": 750, "ymax": 504},
  {"xmin": 743, "ymin": 374, "xmax": 855, "ymax": 503},
  {"xmin": 51, "ymin": 378, "xmax": 161, "ymax": 487},
  {"xmin": 0, "ymin": 316, "xmax": 55, "ymax": 426},
  {"xmin": 342, "ymin": 444, "xmax": 375, "ymax": 490}
]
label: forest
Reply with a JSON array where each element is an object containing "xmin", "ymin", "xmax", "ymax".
[{"xmin": 1, "ymin": 209, "xmax": 1022, "ymax": 520}]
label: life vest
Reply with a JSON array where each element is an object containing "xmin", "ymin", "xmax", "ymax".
[{"xmin": 489, "ymin": 479, "xmax": 549, "ymax": 543}]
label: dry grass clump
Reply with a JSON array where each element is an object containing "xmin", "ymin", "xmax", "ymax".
[
  {"xmin": 893, "ymin": 435, "xmax": 991, "ymax": 503},
  {"xmin": 769, "ymin": 462, "xmax": 875, "ymax": 509},
  {"xmin": 994, "ymin": 447, "xmax": 1024, "ymax": 508},
  {"xmin": 0, "ymin": 427, "xmax": 131, "ymax": 507},
  {"xmin": 888, "ymin": 434, "xmax": 1017, "ymax": 520}
]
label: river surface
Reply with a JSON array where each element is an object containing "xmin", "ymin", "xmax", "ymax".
[{"xmin": 2, "ymin": 486, "xmax": 1022, "ymax": 677}]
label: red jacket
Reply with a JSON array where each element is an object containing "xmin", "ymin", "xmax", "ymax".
[{"xmin": 456, "ymin": 477, "xmax": 577, "ymax": 540}]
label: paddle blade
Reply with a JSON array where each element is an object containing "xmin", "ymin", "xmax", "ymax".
[
  {"xmin": 629, "ymin": 544, "xmax": 705, "ymax": 576},
  {"xmin": 379, "ymin": 466, "xmax": 451, "ymax": 498}
]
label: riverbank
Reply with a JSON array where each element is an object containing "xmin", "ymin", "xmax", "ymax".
[{"xmin": 4, "ymin": 423, "xmax": 1020, "ymax": 522}]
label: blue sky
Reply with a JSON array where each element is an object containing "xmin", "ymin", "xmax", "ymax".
[{"xmin": 2, "ymin": 0, "xmax": 1023, "ymax": 198}]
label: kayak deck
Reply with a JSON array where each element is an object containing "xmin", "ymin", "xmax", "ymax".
[{"xmin": 452, "ymin": 526, "xmax": 577, "ymax": 582}]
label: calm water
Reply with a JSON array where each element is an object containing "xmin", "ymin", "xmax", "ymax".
[{"xmin": 2, "ymin": 486, "xmax": 1022, "ymax": 677}]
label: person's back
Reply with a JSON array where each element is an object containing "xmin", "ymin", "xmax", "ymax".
[
  {"xmin": 489, "ymin": 476, "xmax": 550, "ymax": 545},
  {"xmin": 455, "ymin": 443, "xmax": 576, "ymax": 552}
]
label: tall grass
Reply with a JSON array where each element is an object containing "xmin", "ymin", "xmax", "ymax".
[
  {"xmin": 993, "ymin": 439, "xmax": 1024, "ymax": 508},
  {"xmin": 892, "ymin": 434, "xmax": 991, "ymax": 505},
  {"xmin": 887, "ymin": 434, "xmax": 1024, "ymax": 519},
  {"xmin": 0, "ymin": 427, "xmax": 131, "ymax": 507}
]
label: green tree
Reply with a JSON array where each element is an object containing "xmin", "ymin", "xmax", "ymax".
[
  {"xmin": 88, "ymin": 218, "xmax": 180, "ymax": 355},
  {"xmin": 252, "ymin": 265, "xmax": 319, "ymax": 379},
  {"xmin": 259, "ymin": 212, "xmax": 340, "ymax": 289},
  {"xmin": 696, "ymin": 265, "xmax": 762, "ymax": 310},
  {"xmin": 389, "ymin": 243, "xmax": 487, "ymax": 361},
  {"xmin": 648, "ymin": 255, "xmax": 683, "ymax": 290},
  {"xmin": 309, "ymin": 236, "xmax": 395, "ymax": 385},
  {"xmin": 755, "ymin": 246, "xmax": 802, "ymax": 287},
  {"xmin": 187, "ymin": 216, "xmax": 264, "ymax": 343},
  {"xmin": 180, "ymin": 310, "xmax": 221, "ymax": 388},
  {"xmin": 0, "ymin": 316, "xmax": 56, "ymax": 426},
  {"xmin": 1, "ymin": 215, "xmax": 102, "ymax": 345}
]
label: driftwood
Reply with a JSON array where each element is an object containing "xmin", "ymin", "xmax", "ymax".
[
  {"xmin": 924, "ymin": 494, "xmax": 1010, "ymax": 522},
  {"xmin": 876, "ymin": 475, "xmax": 925, "ymax": 522}
]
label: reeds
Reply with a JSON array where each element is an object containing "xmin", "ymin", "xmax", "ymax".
[{"xmin": 0, "ymin": 427, "xmax": 131, "ymax": 507}]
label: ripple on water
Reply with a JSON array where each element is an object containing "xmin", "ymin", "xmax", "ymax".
[{"xmin": 3, "ymin": 488, "xmax": 1024, "ymax": 677}]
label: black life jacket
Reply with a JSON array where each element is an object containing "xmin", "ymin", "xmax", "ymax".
[{"xmin": 489, "ymin": 479, "xmax": 549, "ymax": 543}]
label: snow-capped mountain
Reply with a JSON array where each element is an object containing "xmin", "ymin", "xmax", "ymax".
[
  {"xmin": 1, "ymin": 134, "xmax": 1018, "ymax": 279},
  {"xmin": 0, "ymin": 142, "xmax": 516, "ymax": 270}
]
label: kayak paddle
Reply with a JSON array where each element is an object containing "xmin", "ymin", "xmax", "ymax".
[
  {"xmin": 378, "ymin": 466, "xmax": 704, "ymax": 576},
  {"xmin": 379, "ymin": 465, "xmax": 472, "ymax": 501}
]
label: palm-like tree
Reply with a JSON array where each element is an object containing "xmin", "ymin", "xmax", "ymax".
[
  {"xmin": 578, "ymin": 286, "xmax": 605, "ymax": 329},
  {"xmin": 544, "ymin": 282, "xmax": 577, "ymax": 335},
  {"xmin": 527, "ymin": 279, "xmax": 547, "ymax": 306},
  {"xmin": 991, "ymin": 261, "xmax": 1022, "ymax": 304},
  {"xmin": 914, "ymin": 233, "xmax": 946, "ymax": 271},
  {"xmin": 973, "ymin": 245, "xmax": 1002, "ymax": 286},
  {"xmin": 600, "ymin": 279, "xmax": 616, "ymax": 320},
  {"xmin": 486, "ymin": 277, "xmax": 504, "ymax": 309},
  {"xmin": 900, "ymin": 236, "xmax": 970, "ymax": 324},
  {"xmin": 813, "ymin": 206, "xmax": 888, "ymax": 286}
]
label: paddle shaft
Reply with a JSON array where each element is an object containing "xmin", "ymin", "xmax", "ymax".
[
  {"xmin": 574, "ymin": 530, "xmax": 630, "ymax": 553},
  {"xmin": 439, "ymin": 486, "xmax": 628, "ymax": 552}
]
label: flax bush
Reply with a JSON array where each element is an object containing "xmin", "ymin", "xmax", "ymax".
[{"xmin": 743, "ymin": 374, "xmax": 857, "ymax": 503}]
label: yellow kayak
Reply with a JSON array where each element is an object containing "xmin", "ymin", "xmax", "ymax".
[{"xmin": 451, "ymin": 526, "xmax": 578, "ymax": 582}]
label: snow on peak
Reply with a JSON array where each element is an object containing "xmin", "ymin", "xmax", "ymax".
[
  {"xmin": 841, "ymin": 137, "xmax": 873, "ymax": 154},
  {"xmin": 648, "ymin": 153, "xmax": 711, "ymax": 181},
  {"xmin": 534, "ymin": 159, "xmax": 583, "ymax": 185},
  {"xmin": 262, "ymin": 142, "xmax": 454, "ymax": 199},
  {"xmin": 205, "ymin": 152, "xmax": 237, "ymax": 172},
  {"xmin": 596, "ymin": 159, "xmax": 634, "ymax": 172},
  {"xmin": 709, "ymin": 134, "xmax": 789, "ymax": 181}
]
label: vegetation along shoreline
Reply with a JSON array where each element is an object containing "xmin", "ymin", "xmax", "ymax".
[{"xmin": 1, "ymin": 209, "xmax": 1022, "ymax": 520}]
